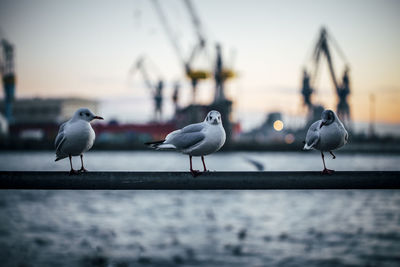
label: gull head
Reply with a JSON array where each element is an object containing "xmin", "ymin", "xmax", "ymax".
[
  {"xmin": 205, "ymin": 110, "xmax": 222, "ymax": 125},
  {"xmin": 73, "ymin": 108, "xmax": 104, "ymax": 122},
  {"xmin": 320, "ymin": 109, "xmax": 335, "ymax": 128}
]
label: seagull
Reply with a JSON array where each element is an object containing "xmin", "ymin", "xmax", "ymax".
[
  {"xmin": 55, "ymin": 108, "xmax": 103, "ymax": 174},
  {"xmin": 303, "ymin": 109, "xmax": 348, "ymax": 174},
  {"xmin": 146, "ymin": 110, "xmax": 226, "ymax": 176}
]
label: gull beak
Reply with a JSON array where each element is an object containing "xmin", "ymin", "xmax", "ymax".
[
  {"xmin": 213, "ymin": 118, "xmax": 218, "ymax": 124},
  {"xmin": 320, "ymin": 121, "xmax": 326, "ymax": 128},
  {"xmin": 93, "ymin": 116, "xmax": 104, "ymax": 120}
]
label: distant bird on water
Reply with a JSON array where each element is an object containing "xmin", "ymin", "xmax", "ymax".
[
  {"xmin": 146, "ymin": 110, "xmax": 226, "ymax": 177},
  {"xmin": 55, "ymin": 108, "xmax": 103, "ymax": 174},
  {"xmin": 303, "ymin": 109, "xmax": 348, "ymax": 174}
]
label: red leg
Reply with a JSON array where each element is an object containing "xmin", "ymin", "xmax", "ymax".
[
  {"xmin": 189, "ymin": 155, "xmax": 201, "ymax": 177},
  {"xmin": 329, "ymin": 151, "xmax": 336, "ymax": 159},
  {"xmin": 79, "ymin": 154, "xmax": 88, "ymax": 172},
  {"xmin": 201, "ymin": 156, "xmax": 207, "ymax": 172},
  {"xmin": 321, "ymin": 151, "xmax": 334, "ymax": 175},
  {"xmin": 69, "ymin": 155, "xmax": 78, "ymax": 175}
]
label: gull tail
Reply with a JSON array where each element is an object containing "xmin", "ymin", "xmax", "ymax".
[
  {"xmin": 145, "ymin": 140, "xmax": 165, "ymax": 148},
  {"xmin": 55, "ymin": 155, "xmax": 67, "ymax": 162},
  {"xmin": 303, "ymin": 145, "xmax": 312, "ymax": 150},
  {"xmin": 145, "ymin": 140, "xmax": 176, "ymax": 150},
  {"xmin": 303, "ymin": 142, "xmax": 313, "ymax": 150}
]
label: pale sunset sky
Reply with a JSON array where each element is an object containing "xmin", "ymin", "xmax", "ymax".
[{"xmin": 1, "ymin": 0, "xmax": 399, "ymax": 130}]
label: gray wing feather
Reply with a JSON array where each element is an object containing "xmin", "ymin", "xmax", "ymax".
[
  {"xmin": 168, "ymin": 132, "xmax": 205, "ymax": 149},
  {"xmin": 305, "ymin": 121, "xmax": 320, "ymax": 148},
  {"xmin": 55, "ymin": 122, "xmax": 67, "ymax": 152},
  {"xmin": 180, "ymin": 123, "xmax": 204, "ymax": 133}
]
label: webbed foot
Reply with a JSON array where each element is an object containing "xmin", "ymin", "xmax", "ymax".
[
  {"xmin": 190, "ymin": 170, "xmax": 202, "ymax": 177},
  {"xmin": 69, "ymin": 169, "xmax": 79, "ymax": 175},
  {"xmin": 321, "ymin": 168, "xmax": 335, "ymax": 175}
]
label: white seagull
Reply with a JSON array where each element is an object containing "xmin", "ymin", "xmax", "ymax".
[
  {"xmin": 55, "ymin": 108, "xmax": 103, "ymax": 174},
  {"xmin": 146, "ymin": 110, "xmax": 226, "ymax": 176},
  {"xmin": 303, "ymin": 109, "xmax": 348, "ymax": 174}
]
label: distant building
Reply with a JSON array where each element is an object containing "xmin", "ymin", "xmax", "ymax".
[
  {"xmin": 240, "ymin": 112, "xmax": 289, "ymax": 144},
  {"xmin": 0, "ymin": 98, "xmax": 99, "ymax": 125}
]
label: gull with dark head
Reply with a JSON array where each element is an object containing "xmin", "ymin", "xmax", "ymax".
[
  {"xmin": 146, "ymin": 110, "xmax": 226, "ymax": 176},
  {"xmin": 303, "ymin": 109, "xmax": 348, "ymax": 174},
  {"xmin": 55, "ymin": 108, "xmax": 103, "ymax": 174}
]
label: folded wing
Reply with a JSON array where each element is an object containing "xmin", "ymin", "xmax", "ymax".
[
  {"xmin": 55, "ymin": 122, "xmax": 67, "ymax": 161},
  {"xmin": 304, "ymin": 121, "xmax": 320, "ymax": 150}
]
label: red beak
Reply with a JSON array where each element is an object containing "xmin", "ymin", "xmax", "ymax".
[{"xmin": 93, "ymin": 116, "xmax": 104, "ymax": 120}]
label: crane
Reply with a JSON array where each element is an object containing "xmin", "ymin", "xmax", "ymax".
[
  {"xmin": 182, "ymin": 0, "xmax": 208, "ymax": 66},
  {"xmin": 172, "ymin": 81, "xmax": 181, "ymax": 113},
  {"xmin": 0, "ymin": 39, "xmax": 16, "ymax": 124},
  {"xmin": 311, "ymin": 27, "xmax": 351, "ymax": 124},
  {"xmin": 182, "ymin": 0, "xmax": 236, "ymax": 103},
  {"xmin": 300, "ymin": 68, "xmax": 313, "ymax": 110},
  {"xmin": 129, "ymin": 56, "xmax": 164, "ymax": 122},
  {"xmin": 151, "ymin": 0, "xmax": 210, "ymax": 103}
]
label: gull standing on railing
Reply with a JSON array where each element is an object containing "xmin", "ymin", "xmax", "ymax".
[
  {"xmin": 146, "ymin": 110, "xmax": 226, "ymax": 176},
  {"xmin": 55, "ymin": 108, "xmax": 103, "ymax": 174},
  {"xmin": 304, "ymin": 109, "xmax": 348, "ymax": 174}
]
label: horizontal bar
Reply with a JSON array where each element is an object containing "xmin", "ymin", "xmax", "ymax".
[{"xmin": 0, "ymin": 171, "xmax": 399, "ymax": 189}]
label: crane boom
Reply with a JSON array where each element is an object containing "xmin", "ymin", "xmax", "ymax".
[
  {"xmin": 313, "ymin": 28, "xmax": 339, "ymax": 92},
  {"xmin": 129, "ymin": 56, "xmax": 156, "ymax": 91},
  {"xmin": 182, "ymin": 0, "xmax": 207, "ymax": 64},
  {"xmin": 150, "ymin": 0, "xmax": 185, "ymax": 66},
  {"xmin": 183, "ymin": 0, "xmax": 206, "ymax": 46}
]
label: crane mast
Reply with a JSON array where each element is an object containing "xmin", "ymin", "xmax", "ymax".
[
  {"xmin": 1, "ymin": 39, "xmax": 16, "ymax": 124},
  {"xmin": 130, "ymin": 56, "xmax": 164, "ymax": 122}
]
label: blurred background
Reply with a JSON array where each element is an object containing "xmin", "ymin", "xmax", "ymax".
[
  {"xmin": 1, "ymin": 0, "xmax": 400, "ymax": 150},
  {"xmin": 1, "ymin": 0, "xmax": 400, "ymax": 266}
]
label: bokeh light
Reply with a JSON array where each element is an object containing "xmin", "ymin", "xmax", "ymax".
[{"xmin": 273, "ymin": 120, "xmax": 284, "ymax": 131}]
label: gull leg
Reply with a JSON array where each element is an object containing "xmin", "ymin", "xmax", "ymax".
[
  {"xmin": 329, "ymin": 151, "xmax": 336, "ymax": 159},
  {"xmin": 79, "ymin": 154, "xmax": 88, "ymax": 172},
  {"xmin": 69, "ymin": 155, "xmax": 78, "ymax": 175},
  {"xmin": 189, "ymin": 155, "xmax": 201, "ymax": 177},
  {"xmin": 201, "ymin": 156, "xmax": 207, "ymax": 172},
  {"xmin": 321, "ymin": 151, "xmax": 334, "ymax": 175}
]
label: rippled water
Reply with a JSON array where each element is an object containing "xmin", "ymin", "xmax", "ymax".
[{"xmin": 0, "ymin": 151, "xmax": 400, "ymax": 266}]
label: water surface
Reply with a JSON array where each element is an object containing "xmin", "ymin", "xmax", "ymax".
[{"xmin": 0, "ymin": 151, "xmax": 399, "ymax": 266}]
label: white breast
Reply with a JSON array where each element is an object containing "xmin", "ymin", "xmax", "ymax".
[{"xmin": 61, "ymin": 120, "xmax": 95, "ymax": 156}]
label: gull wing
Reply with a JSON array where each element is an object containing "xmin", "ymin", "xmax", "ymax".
[
  {"xmin": 304, "ymin": 121, "xmax": 320, "ymax": 150},
  {"xmin": 168, "ymin": 131, "xmax": 205, "ymax": 150},
  {"xmin": 55, "ymin": 122, "xmax": 68, "ymax": 160},
  {"xmin": 165, "ymin": 122, "xmax": 204, "ymax": 142},
  {"xmin": 181, "ymin": 123, "xmax": 204, "ymax": 133}
]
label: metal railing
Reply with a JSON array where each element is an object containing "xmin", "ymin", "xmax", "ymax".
[{"xmin": 1, "ymin": 171, "xmax": 399, "ymax": 189}]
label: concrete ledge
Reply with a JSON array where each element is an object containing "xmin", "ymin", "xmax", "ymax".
[{"xmin": 0, "ymin": 171, "xmax": 399, "ymax": 189}]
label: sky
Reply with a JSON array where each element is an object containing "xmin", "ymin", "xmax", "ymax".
[{"xmin": 0, "ymin": 0, "xmax": 399, "ymax": 131}]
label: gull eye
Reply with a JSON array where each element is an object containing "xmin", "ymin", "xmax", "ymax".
[{"xmin": 85, "ymin": 112, "xmax": 90, "ymax": 116}]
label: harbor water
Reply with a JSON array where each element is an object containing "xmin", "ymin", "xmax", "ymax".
[{"xmin": 0, "ymin": 151, "xmax": 400, "ymax": 266}]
